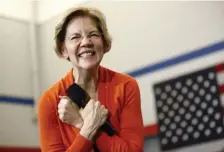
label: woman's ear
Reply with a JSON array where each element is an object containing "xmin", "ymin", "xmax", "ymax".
[
  {"xmin": 61, "ymin": 45, "xmax": 69, "ymax": 59},
  {"xmin": 104, "ymin": 43, "xmax": 111, "ymax": 53}
]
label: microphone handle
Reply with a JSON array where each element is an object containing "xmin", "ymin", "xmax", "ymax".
[{"xmin": 101, "ymin": 121, "xmax": 116, "ymax": 136}]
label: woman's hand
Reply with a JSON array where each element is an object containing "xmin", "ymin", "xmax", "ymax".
[
  {"xmin": 58, "ymin": 96, "xmax": 83, "ymax": 129},
  {"xmin": 80, "ymin": 99, "xmax": 108, "ymax": 140}
]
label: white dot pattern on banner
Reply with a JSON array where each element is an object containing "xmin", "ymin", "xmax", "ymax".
[
  {"xmin": 194, "ymin": 131, "xmax": 200, "ymax": 139},
  {"xmin": 166, "ymin": 130, "xmax": 172, "ymax": 137},
  {"xmin": 179, "ymin": 108, "xmax": 185, "ymax": 115},
  {"xmin": 194, "ymin": 97, "xmax": 200, "ymax": 104},
  {"xmin": 211, "ymin": 86, "xmax": 217, "ymax": 93},
  {"xmin": 186, "ymin": 79, "xmax": 193, "ymax": 86},
  {"xmin": 208, "ymin": 72, "xmax": 215, "ymax": 80},
  {"xmin": 171, "ymin": 90, "xmax": 178, "ymax": 97},
  {"xmin": 154, "ymin": 67, "xmax": 224, "ymax": 151},
  {"xmin": 196, "ymin": 110, "xmax": 203, "ymax": 117},
  {"xmin": 175, "ymin": 115, "xmax": 181, "ymax": 122},
  {"xmin": 213, "ymin": 99, "xmax": 218, "ymax": 107},
  {"xmin": 188, "ymin": 92, "xmax": 194, "ymax": 99},
  {"xmin": 177, "ymin": 95, "xmax": 184, "ymax": 102}
]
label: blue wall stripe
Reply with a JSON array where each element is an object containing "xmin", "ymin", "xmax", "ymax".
[
  {"xmin": 0, "ymin": 95, "xmax": 34, "ymax": 105},
  {"xmin": 127, "ymin": 40, "xmax": 224, "ymax": 77},
  {"xmin": 1, "ymin": 40, "xmax": 224, "ymax": 105}
]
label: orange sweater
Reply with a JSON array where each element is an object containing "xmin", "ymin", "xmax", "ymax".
[{"xmin": 38, "ymin": 66, "xmax": 144, "ymax": 152}]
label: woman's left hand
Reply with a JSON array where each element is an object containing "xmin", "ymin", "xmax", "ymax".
[
  {"xmin": 58, "ymin": 96, "xmax": 83, "ymax": 129},
  {"xmin": 79, "ymin": 99, "xmax": 108, "ymax": 140}
]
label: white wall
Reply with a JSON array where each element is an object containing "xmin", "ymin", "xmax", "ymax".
[
  {"xmin": 0, "ymin": 0, "xmax": 92, "ymax": 148},
  {"xmin": 0, "ymin": 0, "xmax": 90, "ymax": 148},
  {"xmin": 0, "ymin": 5, "xmax": 39, "ymax": 148},
  {"xmin": 37, "ymin": 0, "xmax": 90, "ymax": 23},
  {"xmin": 0, "ymin": 0, "xmax": 90, "ymax": 23},
  {"xmin": 0, "ymin": 0, "xmax": 32, "ymax": 22}
]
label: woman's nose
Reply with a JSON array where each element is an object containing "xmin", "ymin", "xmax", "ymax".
[{"xmin": 80, "ymin": 35, "xmax": 93, "ymax": 47}]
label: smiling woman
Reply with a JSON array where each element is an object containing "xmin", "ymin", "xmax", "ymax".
[
  {"xmin": 38, "ymin": 6, "xmax": 144, "ymax": 152},
  {"xmin": 63, "ymin": 17, "xmax": 106, "ymax": 71}
]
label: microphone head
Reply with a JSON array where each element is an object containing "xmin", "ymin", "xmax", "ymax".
[{"xmin": 66, "ymin": 83, "xmax": 88, "ymax": 108}]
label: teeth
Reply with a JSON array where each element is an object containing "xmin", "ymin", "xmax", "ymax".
[{"xmin": 80, "ymin": 52, "xmax": 94, "ymax": 57}]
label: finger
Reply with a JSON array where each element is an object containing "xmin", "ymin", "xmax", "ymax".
[
  {"xmin": 75, "ymin": 123, "xmax": 83, "ymax": 129},
  {"xmin": 71, "ymin": 102, "xmax": 79, "ymax": 109},
  {"xmin": 88, "ymin": 99, "xmax": 95, "ymax": 105},
  {"xmin": 59, "ymin": 113, "xmax": 69, "ymax": 122},
  {"xmin": 59, "ymin": 96, "xmax": 71, "ymax": 106},
  {"xmin": 100, "ymin": 116, "xmax": 107, "ymax": 126},
  {"xmin": 58, "ymin": 102, "xmax": 66, "ymax": 109},
  {"xmin": 59, "ymin": 113, "xmax": 64, "ymax": 121},
  {"xmin": 60, "ymin": 100, "xmax": 72, "ymax": 111},
  {"xmin": 104, "ymin": 109, "xmax": 108, "ymax": 115},
  {"xmin": 85, "ymin": 99, "xmax": 95, "ymax": 111},
  {"xmin": 102, "ymin": 109, "xmax": 108, "ymax": 117},
  {"xmin": 101, "ymin": 105, "xmax": 105, "ymax": 109},
  {"xmin": 95, "ymin": 101, "xmax": 101, "ymax": 108},
  {"xmin": 99, "ymin": 105, "xmax": 108, "ymax": 114},
  {"xmin": 94, "ymin": 101, "xmax": 101, "ymax": 113},
  {"xmin": 58, "ymin": 102, "xmax": 64, "ymax": 109},
  {"xmin": 58, "ymin": 108, "xmax": 65, "ymax": 114},
  {"xmin": 60, "ymin": 98, "xmax": 70, "ymax": 105}
]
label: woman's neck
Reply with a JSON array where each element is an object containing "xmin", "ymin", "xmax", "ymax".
[{"xmin": 73, "ymin": 66, "xmax": 99, "ymax": 91}]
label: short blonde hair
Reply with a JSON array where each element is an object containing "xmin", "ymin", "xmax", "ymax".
[{"xmin": 54, "ymin": 6, "xmax": 112, "ymax": 58}]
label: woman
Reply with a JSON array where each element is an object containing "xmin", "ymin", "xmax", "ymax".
[{"xmin": 38, "ymin": 6, "xmax": 144, "ymax": 152}]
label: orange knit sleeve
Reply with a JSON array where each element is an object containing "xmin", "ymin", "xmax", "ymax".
[
  {"xmin": 95, "ymin": 78, "xmax": 144, "ymax": 152},
  {"xmin": 38, "ymin": 91, "xmax": 93, "ymax": 152}
]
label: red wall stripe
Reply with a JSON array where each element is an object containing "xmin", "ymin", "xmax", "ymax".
[
  {"xmin": 216, "ymin": 62, "xmax": 224, "ymax": 72},
  {"xmin": 144, "ymin": 124, "xmax": 159, "ymax": 136},
  {"xmin": 0, "ymin": 147, "xmax": 41, "ymax": 152}
]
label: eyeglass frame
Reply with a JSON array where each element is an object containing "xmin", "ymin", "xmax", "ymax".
[{"xmin": 65, "ymin": 30, "xmax": 103, "ymax": 43}]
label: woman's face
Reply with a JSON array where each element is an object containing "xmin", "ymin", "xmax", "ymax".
[{"xmin": 63, "ymin": 16, "xmax": 105, "ymax": 70}]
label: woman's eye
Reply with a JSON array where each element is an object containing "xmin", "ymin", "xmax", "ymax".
[
  {"xmin": 90, "ymin": 33, "xmax": 99, "ymax": 37},
  {"xmin": 71, "ymin": 36, "xmax": 80, "ymax": 40}
]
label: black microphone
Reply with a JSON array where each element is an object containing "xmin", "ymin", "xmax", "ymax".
[{"xmin": 66, "ymin": 83, "xmax": 116, "ymax": 136}]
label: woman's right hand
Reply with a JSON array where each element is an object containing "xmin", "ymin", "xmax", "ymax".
[
  {"xmin": 79, "ymin": 99, "xmax": 108, "ymax": 140},
  {"xmin": 58, "ymin": 96, "xmax": 84, "ymax": 129}
]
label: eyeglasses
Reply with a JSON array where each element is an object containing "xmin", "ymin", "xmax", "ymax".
[{"xmin": 65, "ymin": 31, "xmax": 103, "ymax": 43}]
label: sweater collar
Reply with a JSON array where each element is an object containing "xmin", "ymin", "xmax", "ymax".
[{"xmin": 65, "ymin": 65, "xmax": 107, "ymax": 89}]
